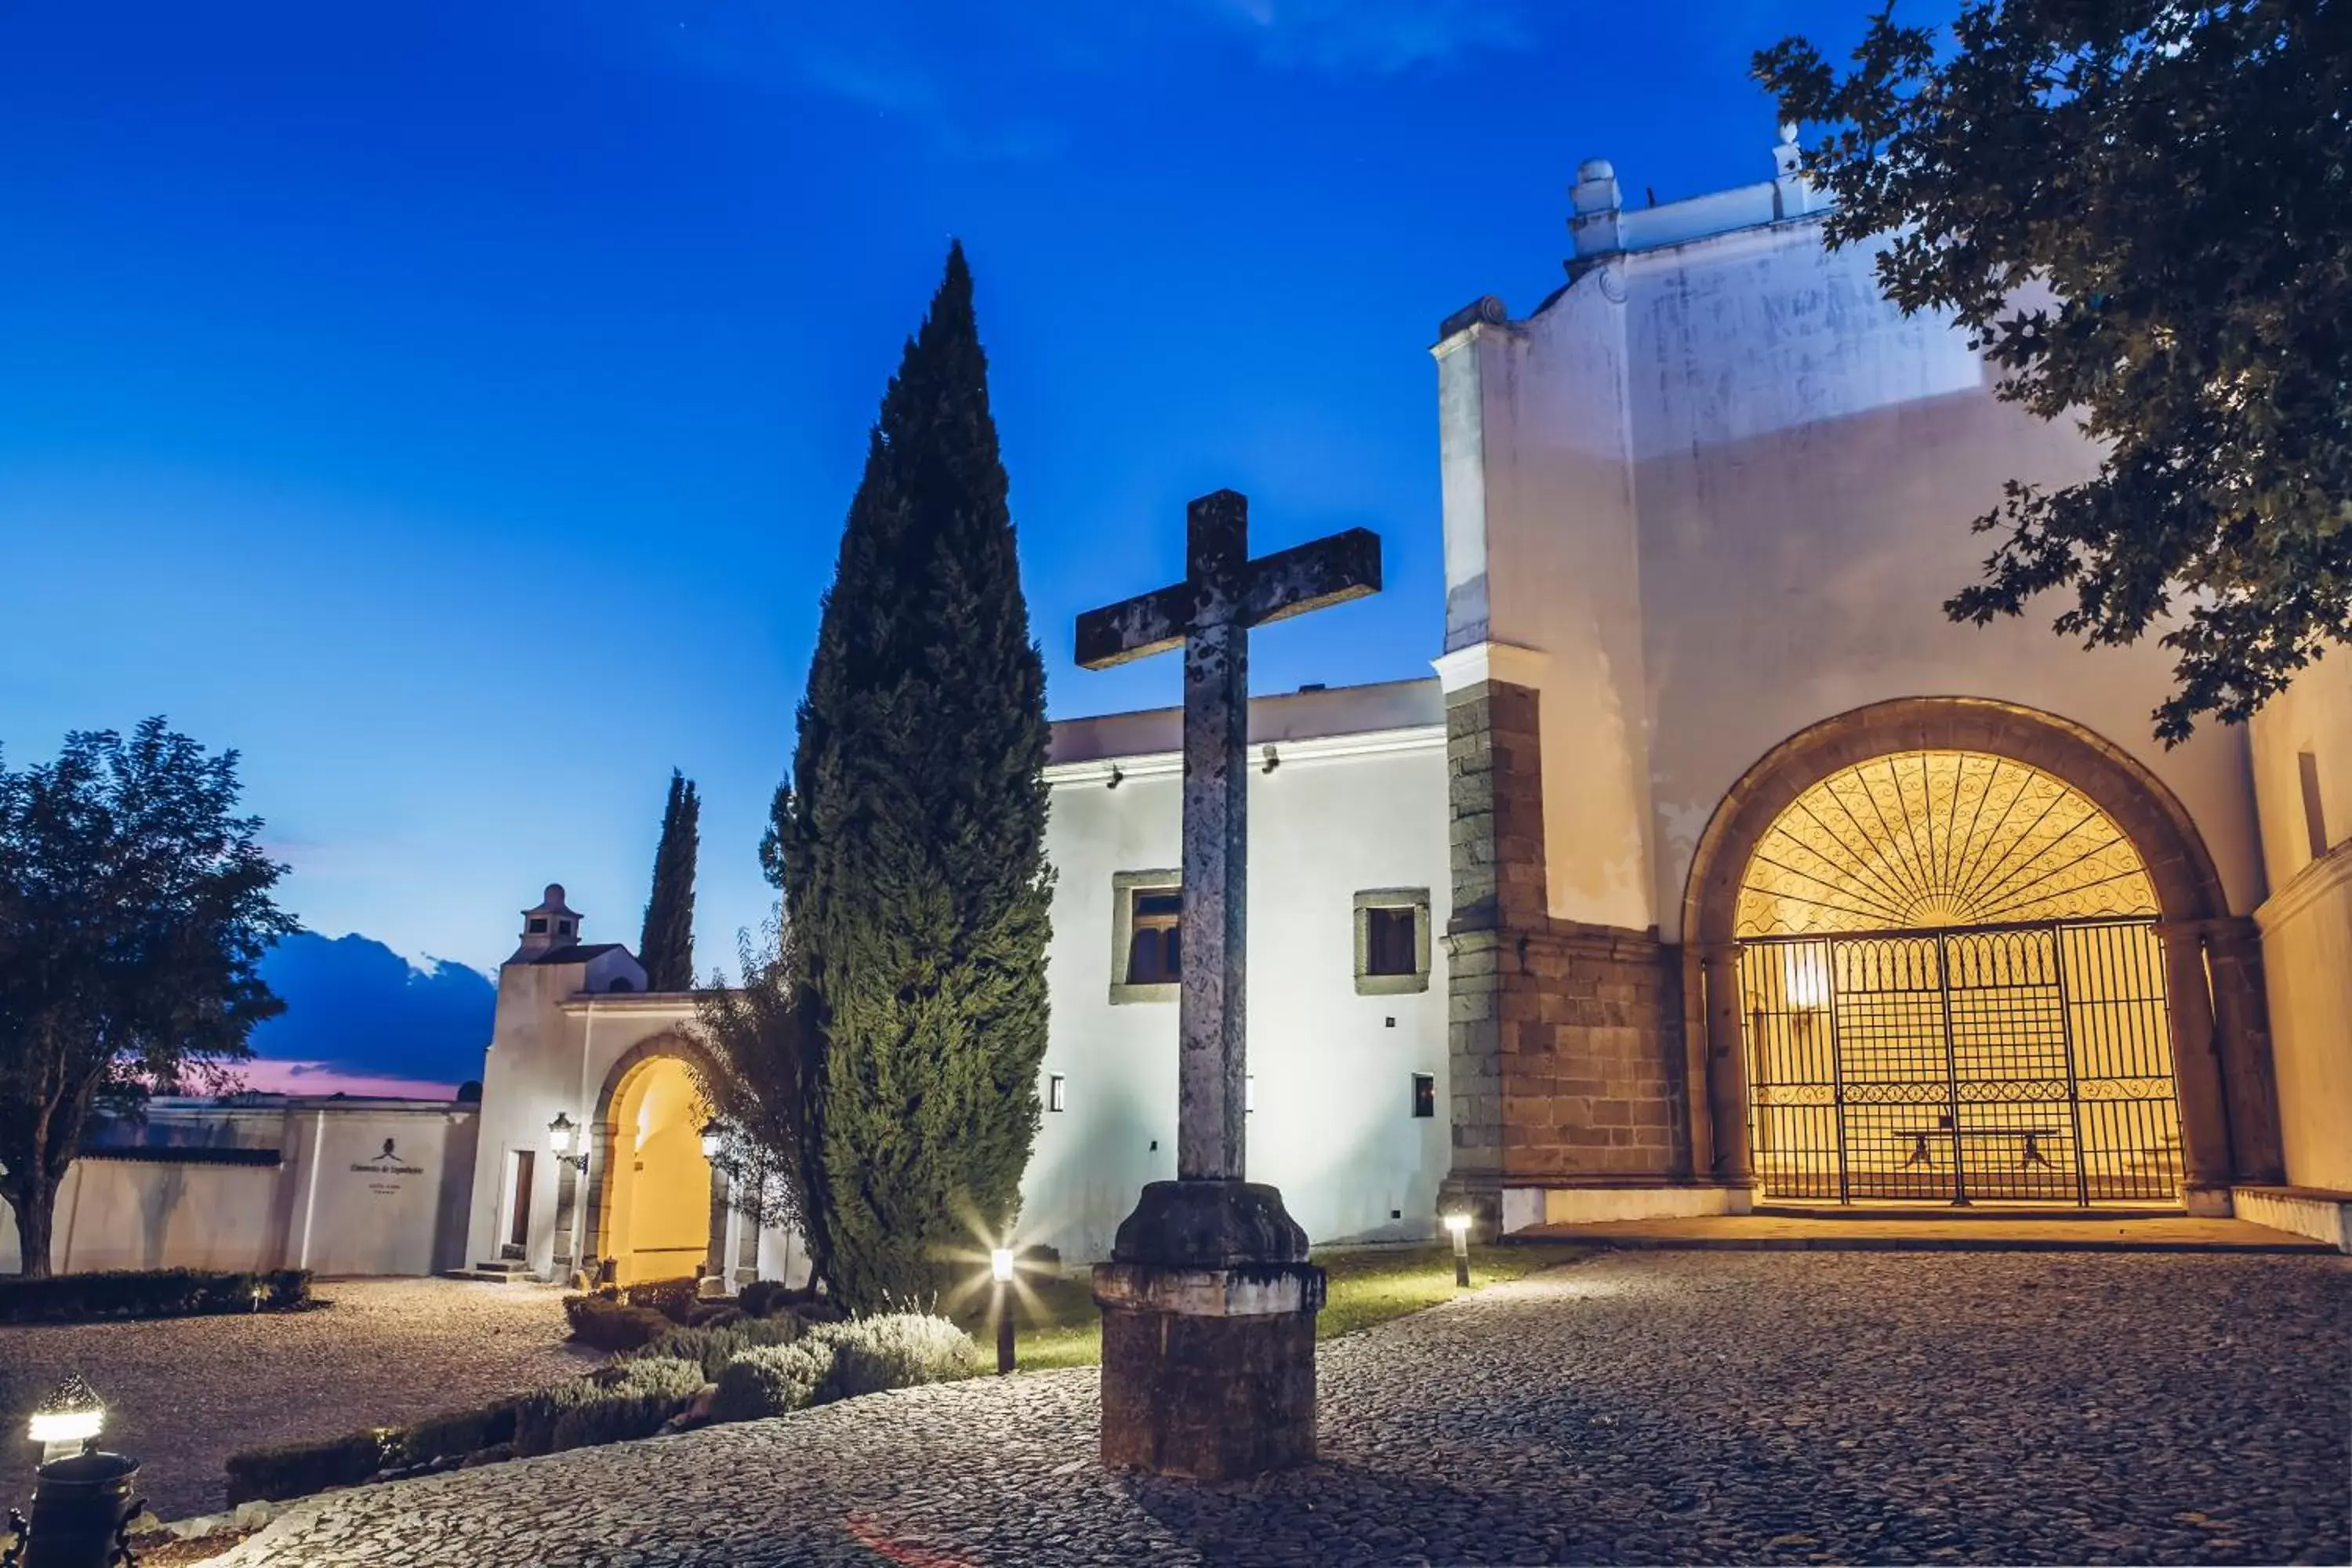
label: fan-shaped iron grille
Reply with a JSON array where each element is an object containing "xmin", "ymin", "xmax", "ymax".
[{"xmin": 1735, "ymin": 751, "xmax": 2158, "ymax": 939}]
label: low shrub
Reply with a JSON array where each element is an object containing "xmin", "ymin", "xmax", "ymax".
[
  {"xmin": 562, "ymin": 1293, "xmax": 671, "ymax": 1352},
  {"xmin": 514, "ymin": 1358, "xmax": 706, "ymax": 1457},
  {"xmin": 0, "ymin": 1267, "xmax": 310, "ymax": 1325},
  {"xmin": 809, "ymin": 1314, "xmax": 976, "ymax": 1401},
  {"xmin": 710, "ymin": 1341, "xmax": 836, "ymax": 1423},
  {"xmin": 628, "ymin": 1316, "xmax": 801, "ymax": 1384},
  {"xmin": 621, "ymin": 1276, "xmax": 702, "ymax": 1324},
  {"xmin": 391, "ymin": 1401, "xmax": 518, "ymax": 1469},
  {"xmin": 738, "ymin": 1279, "xmax": 789, "ymax": 1319},
  {"xmin": 685, "ymin": 1303, "xmax": 743, "ymax": 1330},
  {"xmin": 225, "ymin": 1427, "xmax": 396, "ymax": 1504}
]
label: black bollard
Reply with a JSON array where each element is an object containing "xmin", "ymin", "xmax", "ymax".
[{"xmin": 20, "ymin": 1451, "xmax": 140, "ymax": 1568}]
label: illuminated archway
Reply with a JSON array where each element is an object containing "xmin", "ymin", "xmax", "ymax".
[
  {"xmin": 1681, "ymin": 698, "xmax": 2281, "ymax": 1207},
  {"xmin": 585, "ymin": 1041, "xmax": 716, "ymax": 1286}
]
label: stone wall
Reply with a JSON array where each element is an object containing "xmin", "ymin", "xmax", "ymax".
[{"xmin": 1443, "ymin": 678, "xmax": 1692, "ymax": 1225}]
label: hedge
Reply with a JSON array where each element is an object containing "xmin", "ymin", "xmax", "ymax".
[
  {"xmin": 562, "ymin": 1294, "xmax": 672, "ymax": 1352},
  {"xmin": 710, "ymin": 1341, "xmax": 835, "ymax": 1423},
  {"xmin": 624, "ymin": 1316, "xmax": 801, "ymax": 1384},
  {"xmin": 0, "ymin": 1268, "xmax": 310, "ymax": 1325},
  {"xmin": 226, "ymin": 1428, "xmax": 397, "ymax": 1504},
  {"xmin": 514, "ymin": 1358, "xmax": 706, "ymax": 1457},
  {"xmin": 808, "ymin": 1313, "xmax": 975, "ymax": 1400}
]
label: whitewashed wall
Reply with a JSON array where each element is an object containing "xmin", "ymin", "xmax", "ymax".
[
  {"xmin": 2250, "ymin": 652, "xmax": 2352, "ymax": 1192},
  {"xmin": 1438, "ymin": 200, "xmax": 2266, "ymax": 943},
  {"xmin": 1030, "ymin": 682, "xmax": 1454, "ymax": 1262},
  {"xmin": 0, "ymin": 1098, "xmax": 477, "ymax": 1276}
]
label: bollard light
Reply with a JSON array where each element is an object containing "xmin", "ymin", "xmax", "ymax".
[
  {"xmin": 989, "ymin": 1248, "xmax": 1017, "ymax": 1375},
  {"xmin": 27, "ymin": 1377, "xmax": 103, "ymax": 1467},
  {"xmin": 1444, "ymin": 1212, "xmax": 1472, "ymax": 1289}
]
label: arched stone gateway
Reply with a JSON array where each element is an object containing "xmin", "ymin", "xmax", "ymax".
[
  {"xmin": 583, "ymin": 1034, "xmax": 721, "ymax": 1286},
  {"xmin": 1683, "ymin": 699, "xmax": 2283, "ymax": 1210}
]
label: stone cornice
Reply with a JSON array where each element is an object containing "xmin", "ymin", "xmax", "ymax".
[
  {"xmin": 1432, "ymin": 641, "xmax": 1552, "ymax": 694},
  {"xmin": 2256, "ymin": 840, "xmax": 2352, "ymax": 934}
]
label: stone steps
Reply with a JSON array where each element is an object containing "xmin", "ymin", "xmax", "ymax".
[{"xmin": 444, "ymin": 1259, "xmax": 537, "ymax": 1283}]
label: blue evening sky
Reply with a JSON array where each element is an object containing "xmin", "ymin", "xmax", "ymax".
[{"xmin": 1, "ymin": 0, "xmax": 1891, "ymax": 990}]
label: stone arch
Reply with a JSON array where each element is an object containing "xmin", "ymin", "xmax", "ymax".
[
  {"xmin": 582, "ymin": 1032, "xmax": 723, "ymax": 1282},
  {"xmin": 1679, "ymin": 696, "xmax": 2280, "ymax": 1203}
]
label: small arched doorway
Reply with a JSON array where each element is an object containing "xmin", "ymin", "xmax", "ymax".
[
  {"xmin": 593, "ymin": 1051, "xmax": 713, "ymax": 1285},
  {"xmin": 1736, "ymin": 750, "xmax": 2180, "ymax": 1204}
]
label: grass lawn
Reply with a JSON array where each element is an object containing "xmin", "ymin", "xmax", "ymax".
[{"xmin": 949, "ymin": 1243, "xmax": 1593, "ymax": 1371}]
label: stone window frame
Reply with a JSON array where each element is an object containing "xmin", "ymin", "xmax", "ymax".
[
  {"xmin": 1109, "ymin": 869, "xmax": 1181, "ymax": 1005},
  {"xmin": 1353, "ymin": 887, "xmax": 1432, "ymax": 996}
]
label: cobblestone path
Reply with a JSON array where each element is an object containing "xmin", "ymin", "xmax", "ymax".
[
  {"xmin": 214, "ymin": 1251, "xmax": 2349, "ymax": 1566},
  {"xmin": 0, "ymin": 1279, "xmax": 590, "ymax": 1520}
]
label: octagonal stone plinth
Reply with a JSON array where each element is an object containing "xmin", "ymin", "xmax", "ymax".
[{"xmin": 1094, "ymin": 1180, "xmax": 1326, "ymax": 1480}]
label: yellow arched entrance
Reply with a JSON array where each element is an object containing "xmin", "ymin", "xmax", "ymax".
[
  {"xmin": 597, "ymin": 1055, "xmax": 713, "ymax": 1285},
  {"xmin": 1736, "ymin": 750, "xmax": 2185, "ymax": 1206}
]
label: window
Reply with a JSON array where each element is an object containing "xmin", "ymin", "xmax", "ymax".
[
  {"xmin": 527, "ymin": 917, "xmax": 549, "ymax": 935},
  {"xmin": 1127, "ymin": 892, "xmax": 1181, "ymax": 984},
  {"xmin": 2299, "ymin": 749, "xmax": 2330, "ymax": 862},
  {"xmin": 1411, "ymin": 1072, "xmax": 1436, "ymax": 1119},
  {"xmin": 557, "ymin": 919, "xmax": 576, "ymax": 937},
  {"xmin": 1353, "ymin": 889, "xmax": 1432, "ymax": 996},
  {"xmin": 1047, "ymin": 1073, "xmax": 1067, "ymax": 1113},
  {"xmin": 1109, "ymin": 870, "xmax": 1181, "ymax": 1004},
  {"xmin": 1364, "ymin": 907, "xmax": 1417, "ymax": 976}
]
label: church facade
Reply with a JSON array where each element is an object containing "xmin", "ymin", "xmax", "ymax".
[{"xmin": 460, "ymin": 131, "xmax": 2350, "ymax": 1283}]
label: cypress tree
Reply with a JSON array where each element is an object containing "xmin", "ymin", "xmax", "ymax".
[
  {"xmin": 782, "ymin": 242, "xmax": 1053, "ymax": 1310},
  {"xmin": 637, "ymin": 769, "xmax": 701, "ymax": 991}
]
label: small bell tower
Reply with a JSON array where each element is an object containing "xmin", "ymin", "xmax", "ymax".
[{"xmin": 513, "ymin": 883, "xmax": 583, "ymax": 962}]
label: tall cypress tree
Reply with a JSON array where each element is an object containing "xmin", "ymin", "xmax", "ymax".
[
  {"xmin": 781, "ymin": 242, "xmax": 1053, "ymax": 1310},
  {"xmin": 637, "ymin": 769, "xmax": 700, "ymax": 991}
]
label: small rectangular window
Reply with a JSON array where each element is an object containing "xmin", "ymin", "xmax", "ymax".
[
  {"xmin": 1127, "ymin": 891, "xmax": 1182, "ymax": 984},
  {"xmin": 1047, "ymin": 1073, "xmax": 1067, "ymax": 1113},
  {"xmin": 1411, "ymin": 1073, "xmax": 1436, "ymax": 1119},
  {"xmin": 527, "ymin": 917, "xmax": 549, "ymax": 935},
  {"xmin": 1364, "ymin": 907, "xmax": 1417, "ymax": 976},
  {"xmin": 2299, "ymin": 749, "xmax": 2329, "ymax": 861}
]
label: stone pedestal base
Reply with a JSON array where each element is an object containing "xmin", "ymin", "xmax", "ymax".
[{"xmin": 1094, "ymin": 1180, "xmax": 1326, "ymax": 1480}]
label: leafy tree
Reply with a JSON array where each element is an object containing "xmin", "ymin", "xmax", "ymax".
[
  {"xmin": 0, "ymin": 720, "xmax": 295, "ymax": 1276},
  {"xmin": 637, "ymin": 770, "xmax": 701, "ymax": 992},
  {"xmin": 1757, "ymin": 0, "xmax": 2350, "ymax": 742},
  {"xmin": 775, "ymin": 242, "xmax": 1054, "ymax": 1310},
  {"xmin": 689, "ymin": 922, "xmax": 811, "ymax": 1255}
]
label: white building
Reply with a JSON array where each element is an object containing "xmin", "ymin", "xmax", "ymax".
[{"xmin": 49, "ymin": 129, "xmax": 2337, "ymax": 1284}]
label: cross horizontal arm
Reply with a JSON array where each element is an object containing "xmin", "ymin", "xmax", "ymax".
[
  {"xmin": 1075, "ymin": 582, "xmax": 1190, "ymax": 670},
  {"xmin": 1240, "ymin": 528, "xmax": 1381, "ymax": 628}
]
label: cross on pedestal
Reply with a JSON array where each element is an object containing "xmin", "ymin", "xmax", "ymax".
[
  {"xmin": 1078, "ymin": 488, "xmax": 1380, "ymax": 1483},
  {"xmin": 1077, "ymin": 489, "xmax": 1380, "ymax": 1184}
]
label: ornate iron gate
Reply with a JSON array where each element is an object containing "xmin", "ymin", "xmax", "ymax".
[{"xmin": 1741, "ymin": 919, "xmax": 2183, "ymax": 1205}]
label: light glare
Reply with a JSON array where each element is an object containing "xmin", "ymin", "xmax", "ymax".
[{"xmin": 990, "ymin": 1247, "xmax": 1015, "ymax": 1283}]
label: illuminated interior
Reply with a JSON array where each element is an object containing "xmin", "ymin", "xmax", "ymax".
[
  {"xmin": 1735, "ymin": 750, "xmax": 2183, "ymax": 1206},
  {"xmin": 601, "ymin": 1055, "xmax": 713, "ymax": 1284}
]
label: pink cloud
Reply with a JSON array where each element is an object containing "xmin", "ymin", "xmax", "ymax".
[{"xmin": 235, "ymin": 1059, "xmax": 464, "ymax": 1101}]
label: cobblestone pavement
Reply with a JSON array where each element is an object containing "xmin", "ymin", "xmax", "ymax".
[
  {"xmin": 0, "ymin": 1278, "xmax": 591, "ymax": 1519},
  {"xmin": 214, "ymin": 1251, "xmax": 2348, "ymax": 1566}
]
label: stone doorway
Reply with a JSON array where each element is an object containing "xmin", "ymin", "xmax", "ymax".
[
  {"xmin": 1683, "ymin": 699, "xmax": 2283, "ymax": 1210},
  {"xmin": 592, "ymin": 1052, "xmax": 713, "ymax": 1286}
]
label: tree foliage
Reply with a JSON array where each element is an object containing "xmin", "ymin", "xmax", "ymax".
[
  {"xmin": 1758, "ymin": 0, "xmax": 2350, "ymax": 741},
  {"xmin": 774, "ymin": 242, "xmax": 1054, "ymax": 1310},
  {"xmin": 689, "ymin": 921, "xmax": 812, "ymax": 1250},
  {"xmin": 637, "ymin": 769, "xmax": 700, "ymax": 992},
  {"xmin": 0, "ymin": 720, "xmax": 295, "ymax": 1275}
]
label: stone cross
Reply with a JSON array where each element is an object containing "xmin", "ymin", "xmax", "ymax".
[{"xmin": 1076, "ymin": 489, "xmax": 1380, "ymax": 1182}]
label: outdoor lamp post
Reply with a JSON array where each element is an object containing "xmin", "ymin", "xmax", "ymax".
[
  {"xmin": 990, "ymin": 1248, "xmax": 1016, "ymax": 1376},
  {"xmin": 27, "ymin": 1379, "xmax": 103, "ymax": 1468},
  {"xmin": 1444, "ymin": 1212, "xmax": 1472, "ymax": 1289}
]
